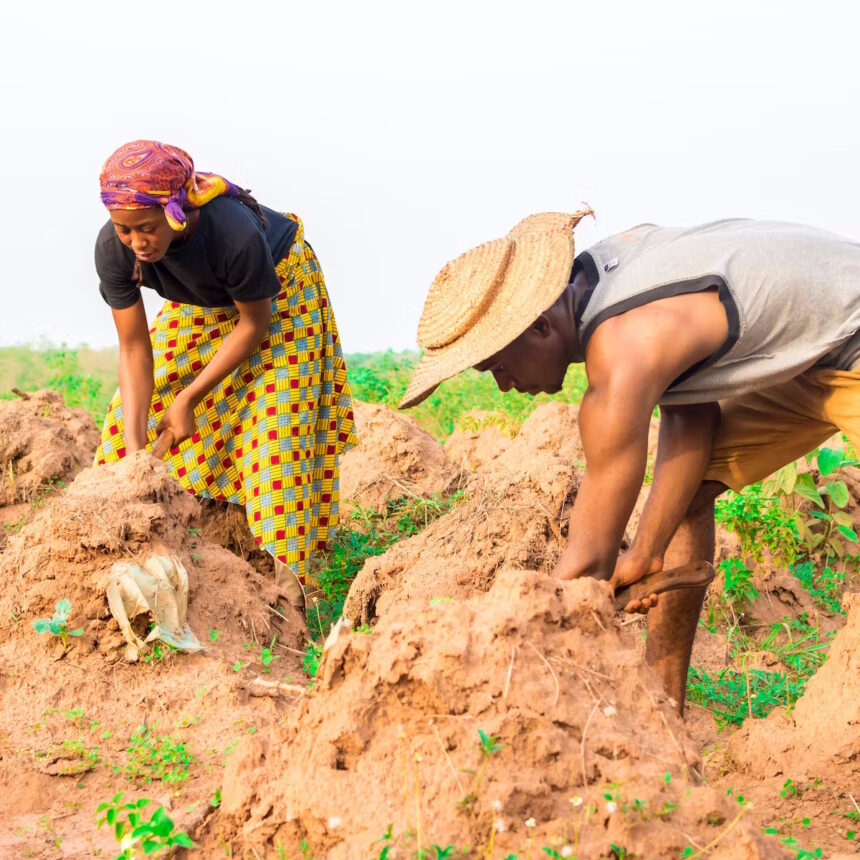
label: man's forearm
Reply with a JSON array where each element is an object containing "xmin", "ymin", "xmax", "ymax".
[
  {"xmin": 554, "ymin": 386, "xmax": 652, "ymax": 580},
  {"xmin": 628, "ymin": 403, "xmax": 720, "ymax": 564}
]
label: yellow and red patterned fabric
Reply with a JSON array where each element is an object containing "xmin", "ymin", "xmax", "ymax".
[
  {"xmin": 95, "ymin": 215, "xmax": 357, "ymax": 581},
  {"xmin": 99, "ymin": 139, "xmax": 241, "ymax": 232}
]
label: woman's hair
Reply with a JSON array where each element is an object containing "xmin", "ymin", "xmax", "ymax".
[{"xmin": 236, "ymin": 186, "xmax": 267, "ymax": 227}]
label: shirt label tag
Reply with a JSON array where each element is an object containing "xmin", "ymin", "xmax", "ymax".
[{"xmin": 604, "ymin": 256, "xmax": 619, "ymax": 273}]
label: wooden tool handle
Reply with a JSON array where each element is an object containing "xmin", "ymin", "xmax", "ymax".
[{"xmin": 152, "ymin": 430, "xmax": 175, "ymax": 461}]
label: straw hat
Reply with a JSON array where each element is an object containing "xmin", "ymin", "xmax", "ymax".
[{"xmin": 399, "ymin": 208, "xmax": 594, "ymax": 409}]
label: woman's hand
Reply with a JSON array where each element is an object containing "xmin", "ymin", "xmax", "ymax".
[{"xmin": 154, "ymin": 393, "xmax": 197, "ymax": 451}]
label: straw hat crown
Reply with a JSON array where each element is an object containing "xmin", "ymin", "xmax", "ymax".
[{"xmin": 400, "ymin": 208, "xmax": 593, "ymax": 409}]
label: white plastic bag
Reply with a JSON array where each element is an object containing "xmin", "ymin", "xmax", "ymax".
[{"xmin": 106, "ymin": 556, "xmax": 203, "ymax": 661}]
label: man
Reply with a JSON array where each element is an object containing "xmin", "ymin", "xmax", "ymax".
[{"xmin": 399, "ymin": 211, "xmax": 860, "ymax": 713}]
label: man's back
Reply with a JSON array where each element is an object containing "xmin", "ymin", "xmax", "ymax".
[{"xmin": 577, "ymin": 219, "xmax": 860, "ymax": 404}]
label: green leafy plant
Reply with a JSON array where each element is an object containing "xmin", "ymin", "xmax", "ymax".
[
  {"xmin": 119, "ymin": 725, "xmax": 194, "ymax": 785},
  {"xmin": 762, "ymin": 448, "xmax": 859, "ymax": 562},
  {"xmin": 715, "ymin": 482, "xmax": 800, "ymax": 563},
  {"xmin": 302, "ymin": 641, "xmax": 323, "ymax": 679},
  {"xmin": 790, "ymin": 562, "xmax": 847, "ymax": 613},
  {"xmin": 32, "ymin": 599, "xmax": 83, "ymax": 649},
  {"xmin": 96, "ymin": 792, "xmax": 193, "ymax": 858},
  {"xmin": 686, "ymin": 667, "xmax": 807, "ymax": 729},
  {"xmin": 257, "ymin": 638, "xmax": 280, "ymax": 674},
  {"xmin": 718, "ymin": 558, "xmax": 759, "ymax": 610}
]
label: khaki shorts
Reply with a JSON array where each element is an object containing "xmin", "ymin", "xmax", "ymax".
[{"xmin": 703, "ymin": 368, "xmax": 860, "ymax": 492}]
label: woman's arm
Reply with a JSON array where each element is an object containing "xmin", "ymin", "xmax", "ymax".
[
  {"xmin": 154, "ymin": 297, "xmax": 273, "ymax": 448},
  {"xmin": 112, "ymin": 299, "xmax": 154, "ymax": 453}
]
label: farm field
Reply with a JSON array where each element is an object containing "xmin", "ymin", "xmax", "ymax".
[{"xmin": 0, "ymin": 347, "xmax": 858, "ymax": 859}]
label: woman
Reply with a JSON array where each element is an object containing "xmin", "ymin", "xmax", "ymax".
[{"xmin": 95, "ymin": 139, "xmax": 356, "ymax": 607}]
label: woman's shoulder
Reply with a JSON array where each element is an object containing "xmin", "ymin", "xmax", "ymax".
[{"xmin": 200, "ymin": 196, "xmax": 265, "ymax": 237}]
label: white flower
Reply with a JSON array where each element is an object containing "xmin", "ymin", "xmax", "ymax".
[
  {"xmin": 327, "ymin": 816, "xmax": 342, "ymax": 829},
  {"xmin": 494, "ymin": 819, "xmax": 507, "ymax": 833},
  {"xmin": 491, "ymin": 799, "xmax": 503, "ymax": 812},
  {"xmin": 561, "ymin": 847, "xmax": 574, "ymax": 858},
  {"xmin": 605, "ymin": 801, "xmax": 618, "ymax": 815},
  {"xmin": 569, "ymin": 796, "xmax": 583, "ymax": 808},
  {"xmin": 602, "ymin": 705, "xmax": 617, "ymax": 717},
  {"xmin": 525, "ymin": 817, "xmax": 537, "ymax": 828}
]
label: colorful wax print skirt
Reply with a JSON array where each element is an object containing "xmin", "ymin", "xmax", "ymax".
[{"xmin": 95, "ymin": 215, "xmax": 357, "ymax": 581}]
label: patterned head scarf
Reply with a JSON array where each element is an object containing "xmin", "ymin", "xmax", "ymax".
[{"xmin": 99, "ymin": 140, "xmax": 241, "ymax": 231}]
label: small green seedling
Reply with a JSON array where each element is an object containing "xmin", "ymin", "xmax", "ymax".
[
  {"xmin": 96, "ymin": 792, "xmax": 193, "ymax": 858},
  {"xmin": 459, "ymin": 730, "xmax": 503, "ymax": 812},
  {"xmin": 259, "ymin": 638, "xmax": 280, "ymax": 673},
  {"xmin": 32, "ymin": 599, "xmax": 83, "ymax": 649}
]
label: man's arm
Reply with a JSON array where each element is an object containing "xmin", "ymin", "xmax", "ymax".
[
  {"xmin": 612, "ymin": 403, "xmax": 720, "ymax": 590},
  {"xmin": 552, "ymin": 290, "xmax": 729, "ymax": 582},
  {"xmin": 553, "ymin": 337, "xmax": 663, "ymax": 580}
]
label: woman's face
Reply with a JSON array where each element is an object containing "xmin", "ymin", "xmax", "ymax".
[{"xmin": 109, "ymin": 207, "xmax": 179, "ymax": 263}]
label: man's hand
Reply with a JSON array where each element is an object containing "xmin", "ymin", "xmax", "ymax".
[
  {"xmin": 155, "ymin": 393, "xmax": 197, "ymax": 451},
  {"xmin": 610, "ymin": 551, "xmax": 662, "ymax": 614}
]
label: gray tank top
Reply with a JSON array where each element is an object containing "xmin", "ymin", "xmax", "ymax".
[{"xmin": 576, "ymin": 219, "xmax": 860, "ymax": 405}]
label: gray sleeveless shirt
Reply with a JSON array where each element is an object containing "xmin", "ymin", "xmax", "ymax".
[{"xmin": 575, "ymin": 219, "xmax": 860, "ymax": 405}]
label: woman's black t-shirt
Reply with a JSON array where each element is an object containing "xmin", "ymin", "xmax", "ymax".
[{"xmin": 95, "ymin": 198, "xmax": 298, "ymax": 310}]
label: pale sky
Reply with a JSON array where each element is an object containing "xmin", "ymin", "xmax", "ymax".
[{"xmin": 1, "ymin": 0, "xmax": 858, "ymax": 353}]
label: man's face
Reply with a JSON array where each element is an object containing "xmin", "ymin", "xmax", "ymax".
[
  {"xmin": 474, "ymin": 317, "xmax": 568, "ymax": 395},
  {"xmin": 110, "ymin": 208, "xmax": 177, "ymax": 263}
]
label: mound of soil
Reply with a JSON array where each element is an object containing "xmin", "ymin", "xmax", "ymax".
[
  {"xmin": 728, "ymin": 592, "xmax": 860, "ymax": 782},
  {"xmin": 339, "ymin": 401, "xmax": 459, "ymax": 514},
  {"xmin": 443, "ymin": 410, "xmax": 514, "ymax": 470},
  {"xmin": 0, "ymin": 453, "xmax": 306, "ymax": 858},
  {"xmin": 205, "ymin": 570, "xmax": 776, "ymax": 858},
  {"xmin": 0, "ymin": 389, "xmax": 99, "ymax": 506},
  {"xmin": 345, "ymin": 403, "xmax": 668, "ymax": 626},
  {"xmin": 345, "ymin": 406, "xmax": 579, "ymax": 625}
]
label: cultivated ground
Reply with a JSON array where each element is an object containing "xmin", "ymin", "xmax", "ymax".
[{"xmin": 0, "ymin": 377, "xmax": 858, "ymax": 859}]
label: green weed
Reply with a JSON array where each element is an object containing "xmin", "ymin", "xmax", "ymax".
[
  {"xmin": 302, "ymin": 641, "xmax": 323, "ymax": 678},
  {"xmin": 686, "ymin": 667, "xmax": 807, "ymax": 729},
  {"xmin": 790, "ymin": 562, "xmax": 846, "ymax": 614},
  {"xmin": 718, "ymin": 558, "xmax": 759, "ymax": 610},
  {"xmin": 715, "ymin": 482, "xmax": 800, "ymax": 563},
  {"xmin": 306, "ymin": 491, "xmax": 463, "ymax": 642},
  {"xmin": 96, "ymin": 792, "xmax": 193, "ymax": 858},
  {"xmin": 118, "ymin": 725, "xmax": 194, "ymax": 786}
]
